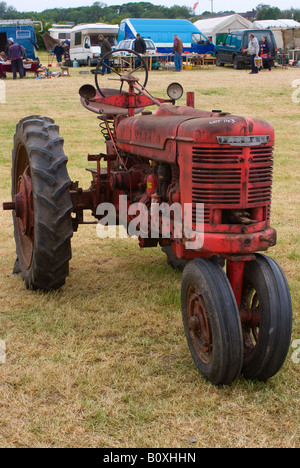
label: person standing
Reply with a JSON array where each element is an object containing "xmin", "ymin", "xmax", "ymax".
[
  {"xmin": 133, "ymin": 33, "xmax": 146, "ymax": 67},
  {"xmin": 8, "ymin": 38, "xmax": 24, "ymax": 79},
  {"xmin": 53, "ymin": 42, "xmax": 65, "ymax": 66},
  {"xmin": 261, "ymin": 35, "xmax": 271, "ymax": 72},
  {"xmin": 133, "ymin": 33, "xmax": 146, "ymax": 54},
  {"xmin": 245, "ymin": 33, "xmax": 260, "ymax": 74},
  {"xmin": 98, "ymin": 34, "xmax": 112, "ymax": 75},
  {"xmin": 173, "ymin": 34, "xmax": 183, "ymax": 72}
]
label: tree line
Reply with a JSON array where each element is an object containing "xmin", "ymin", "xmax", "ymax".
[
  {"xmin": 1, "ymin": 2, "xmax": 299, "ymax": 24},
  {"xmin": 0, "ymin": 2, "xmax": 193, "ymax": 25},
  {"xmin": 0, "ymin": 1, "xmax": 299, "ymax": 50},
  {"xmin": 255, "ymin": 3, "xmax": 300, "ymax": 21}
]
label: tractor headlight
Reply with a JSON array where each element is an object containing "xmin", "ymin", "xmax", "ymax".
[{"xmin": 167, "ymin": 82, "xmax": 183, "ymax": 100}]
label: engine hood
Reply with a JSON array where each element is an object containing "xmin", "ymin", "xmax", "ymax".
[{"xmin": 115, "ymin": 104, "xmax": 275, "ymax": 163}]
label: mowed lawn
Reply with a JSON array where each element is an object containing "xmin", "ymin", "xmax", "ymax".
[{"xmin": 0, "ymin": 53, "xmax": 299, "ymax": 448}]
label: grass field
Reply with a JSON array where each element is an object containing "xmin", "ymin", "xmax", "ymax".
[{"xmin": 0, "ymin": 52, "xmax": 299, "ymax": 448}]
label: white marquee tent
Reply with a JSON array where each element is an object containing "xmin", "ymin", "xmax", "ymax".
[
  {"xmin": 252, "ymin": 19, "xmax": 300, "ymax": 50},
  {"xmin": 252, "ymin": 19, "xmax": 300, "ymax": 29},
  {"xmin": 194, "ymin": 14, "xmax": 252, "ymax": 45}
]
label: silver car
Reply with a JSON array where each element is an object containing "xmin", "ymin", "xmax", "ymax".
[{"xmin": 114, "ymin": 38, "xmax": 157, "ymax": 55}]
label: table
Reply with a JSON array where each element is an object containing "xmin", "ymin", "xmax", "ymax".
[
  {"xmin": 0, "ymin": 61, "xmax": 39, "ymax": 78},
  {"xmin": 147, "ymin": 53, "xmax": 207, "ymax": 71},
  {"xmin": 182, "ymin": 53, "xmax": 216, "ymax": 69},
  {"xmin": 111, "ymin": 53, "xmax": 172, "ymax": 73},
  {"xmin": 143, "ymin": 53, "xmax": 173, "ymax": 71},
  {"xmin": 111, "ymin": 53, "xmax": 215, "ymax": 73},
  {"xmin": 201, "ymin": 54, "xmax": 216, "ymax": 68},
  {"xmin": 288, "ymin": 49, "xmax": 300, "ymax": 62},
  {"xmin": 276, "ymin": 51, "xmax": 289, "ymax": 69}
]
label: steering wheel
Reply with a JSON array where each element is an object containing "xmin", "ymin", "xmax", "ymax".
[{"xmin": 95, "ymin": 49, "xmax": 149, "ymax": 98}]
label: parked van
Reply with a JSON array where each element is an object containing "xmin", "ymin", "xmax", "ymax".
[
  {"xmin": 69, "ymin": 23, "xmax": 119, "ymax": 66},
  {"xmin": 0, "ymin": 19, "xmax": 42, "ymax": 60},
  {"xmin": 214, "ymin": 29, "xmax": 277, "ymax": 69},
  {"xmin": 118, "ymin": 18, "xmax": 214, "ymax": 54}
]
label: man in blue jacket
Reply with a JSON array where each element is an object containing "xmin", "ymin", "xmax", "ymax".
[{"xmin": 8, "ymin": 38, "xmax": 25, "ymax": 79}]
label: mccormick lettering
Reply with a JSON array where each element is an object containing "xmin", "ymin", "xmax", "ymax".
[{"xmin": 217, "ymin": 135, "xmax": 270, "ymax": 146}]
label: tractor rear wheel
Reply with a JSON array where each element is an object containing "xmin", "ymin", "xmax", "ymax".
[
  {"xmin": 11, "ymin": 115, "xmax": 73, "ymax": 290},
  {"xmin": 181, "ymin": 259, "xmax": 243, "ymax": 385},
  {"xmin": 240, "ymin": 254, "xmax": 292, "ymax": 381}
]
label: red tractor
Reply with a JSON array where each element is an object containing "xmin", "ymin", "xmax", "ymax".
[{"xmin": 3, "ymin": 50, "xmax": 292, "ymax": 385}]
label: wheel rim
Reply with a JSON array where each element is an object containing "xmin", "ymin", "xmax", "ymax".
[
  {"xmin": 13, "ymin": 143, "xmax": 34, "ymax": 269},
  {"xmin": 186, "ymin": 285, "xmax": 212, "ymax": 364},
  {"xmin": 240, "ymin": 286, "xmax": 261, "ymax": 356}
]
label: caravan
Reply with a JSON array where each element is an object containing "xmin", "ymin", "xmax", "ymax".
[
  {"xmin": 0, "ymin": 19, "xmax": 41, "ymax": 60},
  {"xmin": 70, "ymin": 23, "xmax": 119, "ymax": 66},
  {"xmin": 118, "ymin": 18, "xmax": 214, "ymax": 54},
  {"xmin": 48, "ymin": 24, "xmax": 73, "ymax": 43}
]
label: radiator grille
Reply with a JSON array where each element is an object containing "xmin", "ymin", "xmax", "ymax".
[
  {"xmin": 250, "ymin": 146, "xmax": 274, "ymax": 164},
  {"xmin": 248, "ymin": 147, "xmax": 273, "ymax": 204},
  {"xmin": 192, "ymin": 147, "xmax": 242, "ymax": 165},
  {"xmin": 191, "ymin": 145, "xmax": 274, "ymax": 223}
]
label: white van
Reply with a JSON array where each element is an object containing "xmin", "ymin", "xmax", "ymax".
[{"xmin": 70, "ymin": 23, "xmax": 119, "ymax": 66}]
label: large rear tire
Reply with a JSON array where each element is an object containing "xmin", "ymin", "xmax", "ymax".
[
  {"xmin": 12, "ymin": 115, "xmax": 73, "ymax": 290},
  {"xmin": 181, "ymin": 259, "xmax": 243, "ymax": 385}
]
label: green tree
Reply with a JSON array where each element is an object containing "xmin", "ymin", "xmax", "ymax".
[
  {"xmin": 280, "ymin": 8, "xmax": 300, "ymax": 21},
  {"xmin": 256, "ymin": 4, "xmax": 281, "ymax": 20}
]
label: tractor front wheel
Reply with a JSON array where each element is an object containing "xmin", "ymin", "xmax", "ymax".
[
  {"xmin": 181, "ymin": 259, "xmax": 243, "ymax": 385},
  {"xmin": 11, "ymin": 115, "xmax": 73, "ymax": 290},
  {"xmin": 240, "ymin": 254, "xmax": 292, "ymax": 381}
]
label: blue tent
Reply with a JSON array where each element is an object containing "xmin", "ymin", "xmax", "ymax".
[{"xmin": 118, "ymin": 18, "xmax": 215, "ymax": 54}]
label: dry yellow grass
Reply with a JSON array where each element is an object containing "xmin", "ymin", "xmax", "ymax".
[{"xmin": 0, "ymin": 53, "xmax": 299, "ymax": 447}]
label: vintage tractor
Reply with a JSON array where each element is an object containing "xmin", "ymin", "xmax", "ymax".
[{"xmin": 3, "ymin": 50, "xmax": 292, "ymax": 385}]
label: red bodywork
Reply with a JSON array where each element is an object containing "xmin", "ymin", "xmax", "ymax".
[{"xmin": 69, "ymin": 84, "xmax": 276, "ymax": 307}]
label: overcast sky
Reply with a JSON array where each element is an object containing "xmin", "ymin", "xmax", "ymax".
[{"xmin": 5, "ymin": 0, "xmax": 300, "ymax": 14}]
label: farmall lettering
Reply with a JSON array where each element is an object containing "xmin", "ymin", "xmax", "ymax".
[{"xmin": 3, "ymin": 50, "xmax": 292, "ymax": 386}]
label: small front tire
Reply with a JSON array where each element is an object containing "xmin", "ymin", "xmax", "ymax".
[
  {"xmin": 240, "ymin": 254, "xmax": 293, "ymax": 381},
  {"xmin": 181, "ymin": 259, "xmax": 243, "ymax": 385}
]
